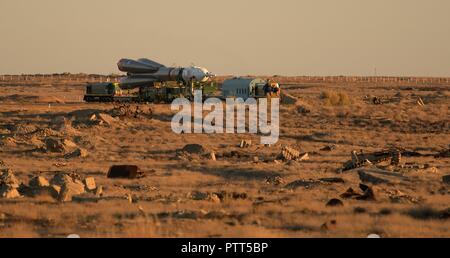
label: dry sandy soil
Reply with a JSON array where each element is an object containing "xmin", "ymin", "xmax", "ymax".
[{"xmin": 0, "ymin": 76, "xmax": 449, "ymax": 238}]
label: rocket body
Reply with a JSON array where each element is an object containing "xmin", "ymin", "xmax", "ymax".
[{"xmin": 117, "ymin": 58, "xmax": 213, "ymax": 89}]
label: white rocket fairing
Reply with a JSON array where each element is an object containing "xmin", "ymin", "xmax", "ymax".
[{"xmin": 117, "ymin": 58, "xmax": 214, "ymax": 89}]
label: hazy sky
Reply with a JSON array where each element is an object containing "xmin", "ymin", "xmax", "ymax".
[{"xmin": 1, "ymin": 0, "xmax": 450, "ymax": 76}]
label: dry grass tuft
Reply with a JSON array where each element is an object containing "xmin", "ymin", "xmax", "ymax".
[{"xmin": 321, "ymin": 90, "xmax": 354, "ymax": 106}]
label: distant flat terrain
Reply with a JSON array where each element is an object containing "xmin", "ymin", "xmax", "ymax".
[{"xmin": 0, "ymin": 75, "xmax": 449, "ymax": 237}]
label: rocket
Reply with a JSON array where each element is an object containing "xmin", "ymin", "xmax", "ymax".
[{"xmin": 117, "ymin": 58, "xmax": 214, "ymax": 89}]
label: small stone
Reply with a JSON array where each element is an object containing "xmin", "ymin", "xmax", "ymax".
[
  {"xmin": 44, "ymin": 137, "xmax": 77, "ymax": 153},
  {"xmin": 209, "ymin": 193, "xmax": 221, "ymax": 203},
  {"xmin": 356, "ymin": 184, "xmax": 376, "ymax": 201},
  {"xmin": 65, "ymin": 148, "xmax": 89, "ymax": 158},
  {"xmin": 358, "ymin": 170, "xmax": 390, "ymax": 185},
  {"xmin": 97, "ymin": 113, "xmax": 117, "ymax": 126},
  {"xmin": 319, "ymin": 177, "xmax": 345, "ymax": 184},
  {"xmin": 84, "ymin": 177, "xmax": 96, "ymax": 191},
  {"xmin": 58, "ymin": 180, "xmax": 85, "ymax": 202},
  {"xmin": 0, "ymin": 187, "xmax": 21, "ymax": 199},
  {"xmin": 190, "ymin": 191, "xmax": 209, "ymax": 200},
  {"xmin": 265, "ymin": 176, "xmax": 285, "ymax": 185},
  {"xmin": 321, "ymin": 220, "xmax": 337, "ymax": 231},
  {"xmin": 182, "ymin": 144, "xmax": 205, "ymax": 154},
  {"xmin": 29, "ymin": 176, "xmax": 50, "ymax": 188},
  {"xmin": 0, "ymin": 169, "xmax": 20, "ymax": 189},
  {"xmin": 353, "ymin": 207, "xmax": 367, "ymax": 214},
  {"xmin": 424, "ymin": 166, "xmax": 438, "ymax": 173},
  {"xmin": 50, "ymin": 185, "xmax": 61, "ymax": 197},
  {"xmin": 326, "ymin": 198, "xmax": 344, "ymax": 207},
  {"xmin": 239, "ymin": 140, "xmax": 252, "ymax": 148},
  {"xmin": 443, "ymin": 175, "xmax": 450, "ymax": 185},
  {"xmin": 125, "ymin": 193, "xmax": 133, "ymax": 203},
  {"xmin": 253, "ymin": 156, "xmax": 259, "ymax": 162},
  {"xmin": 340, "ymin": 187, "xmax": 361, "ymax": 199},
  {"xmin": 95, "ymin": 185, "xmax": 103, "ymax": 197},
  {"xmin": 299, "ymin": 153, "xmax": 309, "ymax": 161},
  {"xmin": 320, "ymin": 145, "xmax": 336, "ymax": 151},
  {"xmin": 210, "ymin": 152, "xmax": 216, "ymax": 161}
]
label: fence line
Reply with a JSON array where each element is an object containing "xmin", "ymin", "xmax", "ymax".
[{"xmin": 0, "ymin": 74, "xmax": 449, "ymax": 84}]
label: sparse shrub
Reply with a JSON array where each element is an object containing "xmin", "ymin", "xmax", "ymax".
[
  {"xmin": 407, "ymin": 206, "xmax": 450, "ymax": 220},
  {"xmin": 321, "ymin": 90, "xmax": 354, "ymax": 106}
]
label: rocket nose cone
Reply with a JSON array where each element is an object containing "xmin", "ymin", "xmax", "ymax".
[{"xmin": 182, "ymin": 67, "xmax": 211, "ymax": 83}]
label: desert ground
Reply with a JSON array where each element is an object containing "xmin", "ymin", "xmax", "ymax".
[{"xmin": 0, "ymin": 74, "xmax": 449, "ymax": 237}]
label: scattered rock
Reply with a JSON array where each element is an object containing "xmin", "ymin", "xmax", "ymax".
[
  {"xmin": 190, "ymin": 191, "xmax": 209, "ymax": 200},
  {"xmin": 443, "ymin": 175, "xmax": 450, "ymax": 185},
  {"xmin": 107, "ymin": 165, "xmax": 143, "ymax": 179},
  {"xmin": 340, "ymin": 184, "xmax": 376, "ymax": 201},
  {"xmin": 239, "ymin": 140, "xmax": 252, "ymax": 148},
  {"xmin": 326, "ymin": 198, "xmax": 344, "ymax": 207},
  {"xmin": 0, "ymin": 169, "xmax": 22, "ymax": 199},
  {"xmin": 296, "ymin": 105, "xmax": 311, "ymax": 114},
  {"xmin": 278, "ymin": 146, "xmax": 308, "ymax": 162},
  {"xmin": 0, "ymin": 169, "xmax": 20, "ymax": 189},
  {"xmin": 12, "ymin": 124, "xmax": 38, "ymax": 135},
  {"xmin": 358, "ymin": 170, "xmax": 390, "ymax": 185},
  {"xmin": 182, "ymin": 144, "xmax": 205, "ymax": 154},
  {"xmin": 1, "ymin": 137, "xmax": 17, "ymax": 147},
  {"xmin": 424, "ymin": 166, "xmax": 438, "ymax": 173},
  {"xmin": 341, "ymin": 149, "xmax": 402, "ymax": 172},
  {"xmin": 0, "ymin": 187, "xmax": 21, "ymax": 199},
  {"xmin": 280, "ymin": 92, "xmax": 298, "ymax": 105},
  {"xmin": 97, "ymin": 113, "xmax": 118, "ymax": 126},
  {"xmin": 340, "ymin": 188, "xmax": 361, "ymax": 199},
  {"xmin": 65, "ymin": 148, "xmax": 88, "ymax": 158},
  {"xmin": 51, "ymin": 116, "xmax": 67, "ymax": 126},
  {"xmin": 298, "ymin": 153, "xmax": 309, "ymax": 161},
  {"xmin": 50, "ymin": 172, "xmax": 83, "ymax": 186},
  {"xmin": 27, "ymin": 176, "xmax": 60, "ymax": 198},
  {"xmin": 84, "ymin": 177, "xmax": 96, "ymax": 191},
  {"xmin": 29, "ymin": 136, "xmax": 44, "ymax": 148},
  {"xmin": 285, "ymin": 177, "xmax": 344, "ymax": 190},
  {"xmin": 265, "ymin": 176, "xmax": 285, "ymax": 185},
  {"xmin": 44, "ymin": 137, "xmax": 77, "ymax": 153},
  {"xmin": 209, "ymin": 193, "xmax": 221, "ymax": 203},
  {"xmin": 372, "ymin": 96, "xmax": 383, "ymax": 105},
  {"xmin": 356, "ymin": 184, "xmax": 376, "ymax": 201},
  {"xmin": 417, "ymin": 97, "xmax": 425, "ymax": 107},
  {"xmin": 320, "ymin": 219, "xmax": 337, "ymax": 231},
  {"xmin": 209, "ymin": 151, "xmax": 216, "ymax": 161},
  {"xmin": 353, "ymin": 207, "xmax": 367, "ymax": 214},
  {"xmin": 95, "ymin": 185, "xmax": 103, "ymax": 197},
  {"xmin": 213, "ymin": 191, "xmax": 247, "ymax": 201},
  {"xmin": 320, "ymin": 145, "xmax": 336, "ymax": 151},
  {"xmin": 58, "ymin": 180, "xmax": 85, "ymax": 202},
  {"xmin": 50, "ymin": 185, "xmax": 61, "ymax": 197},
  {"xmin": 407, "ymin": 206, "xmax": 450, "ymax": 220},
  {"xmin": 318, "ymin": 177, "xmax": 345, "ymax": 184},
  {"xmin": 29, "ymin": 176, "xmax": 50, "ymax": 188},
  {"xmin": 47, "ymin": 172, "xmax": 86, "ymax": 201},
  {"xmin": 110, "ymin": 104, "xmax": 152, "ymax": 119},
  {"xmin": 125, "ymin": 193, "xmax": 133, "ymax": 203},
  {"xmin": 435, "ymin": 148, "xmax": 450, "ymax": 158},
  {"xmin": 384, "ymin": 189, "xmax": 421, "ymax": 204},
  {"xmin": 284, "ymin": 179, "xmax": 319, "ymax": 190}
]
